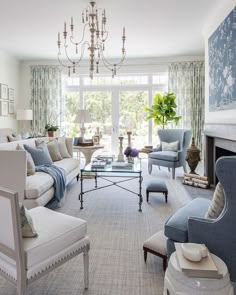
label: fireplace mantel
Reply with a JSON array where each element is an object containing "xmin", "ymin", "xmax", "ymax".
[{"xmin": 204, "ymin": 123, "xmax": 236, "ymax": 184}]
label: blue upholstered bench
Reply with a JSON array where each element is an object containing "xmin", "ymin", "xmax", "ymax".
[{"xmin": 146, "ymin": 180, "xmax": 168, "ymax": 203}]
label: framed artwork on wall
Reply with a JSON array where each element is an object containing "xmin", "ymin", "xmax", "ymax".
[
  {"xmin": 0, "ymin": 101, "xmax": 8, "ymax": 116},
  {"xmin": 208, "ymin": 6, "xmax": 236, "ymax": 112},
  {"xmin": 0, "ymin": 84, "xmax": 8, "ymax": 100},
  {"xmin": 8, "ymin": 88, "xmax": 14, "ymax": 101},
  {"xmin": 8, "ymin": 102, "xmax": 14, "ymax": 114}
]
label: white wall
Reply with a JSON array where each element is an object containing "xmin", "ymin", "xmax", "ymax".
[
  {"xmin": 0, "ymin": 50, "xmax": 20, "ymax": 130},
  {"xmin": 204, "ymin": 0, "xmax": 236, "ymax": 124}
]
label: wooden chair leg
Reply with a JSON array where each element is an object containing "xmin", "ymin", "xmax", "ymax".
[
  {"xmin": 83, "ymin": 248, "xmax": 89, "ymax": 289},
  {"xmin": 163, "ymin": 257, "xmax": 168, "ymax": 271},
  {"xmin": 172, "ymin": 168, "xmax": 175, "ymax": 179},
  {"xmin": 144, "ymin": 250, "xmax": 147, "ymax": 263},
  {"xmin": 165, "ymin": 192, "xmax": 168, "ymax": 203},
  {"xmin": 146, "ymin": 191, "xmax": 149, "ymax": 202}
]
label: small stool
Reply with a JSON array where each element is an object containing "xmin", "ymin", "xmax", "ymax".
[
  {"xmin": 164, "ymin": 252, "xmax": 234, "ymax": 294},
  {"xmin": 146, "ymin": 180, "xmax": 168, "ymax": 203},
  {"xmin": 143, "ymin": 230, "xmax": 168, "ymax": 271}
]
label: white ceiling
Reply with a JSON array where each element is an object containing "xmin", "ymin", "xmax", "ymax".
[{"xmin": 0, "ymin": 0, "xmax": 221, "ymax": 61}]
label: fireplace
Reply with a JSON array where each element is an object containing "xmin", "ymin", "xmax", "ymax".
[{"xmin": 204, "ymin": 123, "xmax": 236, "ymax": 185}]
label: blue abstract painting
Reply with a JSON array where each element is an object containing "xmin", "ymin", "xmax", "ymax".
[{"xmin": 208, "ymin": 6, "xmax": 236, "ymax": 112}]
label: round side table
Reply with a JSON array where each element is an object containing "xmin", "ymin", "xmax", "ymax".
[{"xmin": 164, "ymin": 252, "xmax": 234, "ymax": 295}]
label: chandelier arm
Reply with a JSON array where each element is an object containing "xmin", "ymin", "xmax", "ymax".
[
  {"xmin": 63, "ymin": 41, "xmax": 87, "ymax": 65},
  {"xmin": 70, "ymin": 23, "xmax": 89, "ymax": 46},
  {"xmin": 57, "ymin": 53, "xmax": 71, "ymax": 68},
  {"xmin": 100, "ymin": 46, "xmax": 126, "ymax": 69}
]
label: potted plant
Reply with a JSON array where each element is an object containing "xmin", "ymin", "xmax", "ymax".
[
  {"xmin": 45, "ymin": 124, "xmax": 59, "ymax": 137},
  {"xmin": 144, "ymin": 92, "xmax": 181, "ymax": 129}
]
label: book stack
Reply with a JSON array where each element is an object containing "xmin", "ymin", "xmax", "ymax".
[
  {"xmin": 175, "ymin": 243, "xmax": 222, "ymax": 279},
  {"xmin": 96, "ymin": 154, "xmax": 114, "ymax": 164},
  {"xmin": 139, "ymin": 145, "xmax": 153, "ymax": 154},
  {"xmin": 183, "ymin": 173, "xmax": 209, "ymax": 189},
  {"xmin": 91, "ymin": 160, "xmax": 107, "ymax": 169},
  {"xmin": 111, "ymin": 162, "xmax": 133, "ymax": 170}
]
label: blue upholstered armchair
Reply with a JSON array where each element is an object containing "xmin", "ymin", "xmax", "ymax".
[
  {"xmin": 148, "ymin": 129, "xmax": 192, "ymax": 179},
  {"xmin": 164, "ymin": 156, "xmax": 236, "ymax": 282}
]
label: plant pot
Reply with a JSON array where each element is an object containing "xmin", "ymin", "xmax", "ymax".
[{"xmin": 47, "ymin": 131, "xmax": 55, "ymax": 137}]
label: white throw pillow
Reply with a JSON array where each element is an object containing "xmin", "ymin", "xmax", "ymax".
[
  {"xmin": 47, "ymin": 139, "xmax": 63, "ymax": 161},
  {"xmin": 19, "ymin": 204, "xmax": 38, "ymax": 238},
  {"xmin": 161, "ymin": 141, "xmax": 179, "ymax": 152},
  {"xmin": 16, "ymin": 144, "xmax": 35, "ymax": 176},
  {"xmin": 205, "ymin": 182, "xmax": 225, "ymax": 219},
  {"xmin": 58, "ymin": 137, "xmax": 71, "ymax": 158}
]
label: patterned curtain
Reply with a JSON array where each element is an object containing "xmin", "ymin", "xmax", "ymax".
[
  {"xmin": 30, "ymin": 66, "xmax": 62, "ymax": 135},
  {"xmin": 168, "ymin": 61, "xmax": 205, "ymax": 150}
]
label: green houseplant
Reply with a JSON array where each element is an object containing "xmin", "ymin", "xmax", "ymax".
[
  {"xmin": 144, "ymin": 92, "xmax": 181, "ymax": 129},
  {"xmin": 45, "ymin": 124, "xmax": 59, "ymax": 137}
]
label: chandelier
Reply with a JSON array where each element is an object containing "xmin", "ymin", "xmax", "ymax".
[{"xmin": 57, "ymin": 1, "xmax": 126, "ymax": 79}]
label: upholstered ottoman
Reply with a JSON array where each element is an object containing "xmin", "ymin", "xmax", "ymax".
[
  {"xmin": 143, "ymin": 230, "xmax": 168, "ymax": 271},
  {"xmin": 146, "ymin": 180, "xmax": 168, "ymax": 203}
]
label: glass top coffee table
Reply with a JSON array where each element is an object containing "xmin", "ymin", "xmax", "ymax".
[{"xmin": 78, "ymin": 160, "xmax": 143, "ymax": 211}]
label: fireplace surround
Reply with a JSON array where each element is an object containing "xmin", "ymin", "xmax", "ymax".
[{"xmin": 204, "ymin": 123, "xmax": 236, "ymax": 185}]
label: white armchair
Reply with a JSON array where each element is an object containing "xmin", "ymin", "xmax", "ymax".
[{"xmin": 0, "ymin": 186, "xmax": 90, "ymax": 295}]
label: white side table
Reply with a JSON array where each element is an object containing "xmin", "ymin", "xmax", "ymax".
[
  {"xmin": 73, "ymin": 145, "xmax": 104, "ymax": 166},
  {"xmin": 164, "ymin": 252, "xmax": 234, "ymax": 295}
]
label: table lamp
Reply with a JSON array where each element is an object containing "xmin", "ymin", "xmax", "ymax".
[
  {"xmin": 16, "ymin": 109, "xmax": 33, "ymax": 138},
  {"xmin": 74, "ymin": 109, "xmax": 92, "ymax": 140}
]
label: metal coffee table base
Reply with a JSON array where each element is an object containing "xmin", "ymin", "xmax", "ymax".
[{"xmin": 79, "ymin": 172, "xmax": 143, "ymax": 212}]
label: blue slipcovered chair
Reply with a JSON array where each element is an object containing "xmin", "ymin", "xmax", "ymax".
[
  {"xmin": 148, "ymin": 129, "xmax": 192, "ymax": 179},
  {"xmin": 164, "ymin": 156, "xmax": 236, "ymax": 282}
]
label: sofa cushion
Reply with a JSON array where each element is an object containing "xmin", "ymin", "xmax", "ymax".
[
  {"xmin": 149, "ymin": 151, "xmax": 178, "ymax": 162},
  {"xmin": 24, "ymin": 142, "xmax": 53, "ymax": 166},
  {"xmin": 47, "ymin": 139, "xmax": 63, "ymax": 161},
  {"xmin": 16, "ymin": 144, "xmax": 36, "ymax": 176},
  {"xmin": 53, "ymin": 158, "xmax": 80, "ymax": 175},
  {"xmin": 58, "ymin": 137, "xmax": 71, "ymax": 158},
  {"xmin": 164, "ymin": 198, "xmax": 211, "ymax": 242},
  {"xmin": 25, "ymin": 172, "xmax": 54, "ymax": 199},
  {"xmin": 23, "ymin": 207, "xmax": 87, "ymax": 268}
]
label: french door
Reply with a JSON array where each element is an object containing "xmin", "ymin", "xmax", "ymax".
[{"xmin": 64, "ymin": 89, "xmax": 149, "ymax": 154}]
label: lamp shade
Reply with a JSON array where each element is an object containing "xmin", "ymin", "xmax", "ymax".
[
  {"xmin": 16, "ymin": 109, "xmax": 33, "ymax": 121},
  {"xmin": 74, "ymin": 109, "xmax": 92, "ymax": 123}
]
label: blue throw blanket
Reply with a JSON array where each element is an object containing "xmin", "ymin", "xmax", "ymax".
[{"xmin": 36, "ymin": 165, "xmax": 66, "ymax": 209}]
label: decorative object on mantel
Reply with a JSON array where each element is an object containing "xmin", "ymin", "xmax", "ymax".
[
  {"xmin": 117, "ymin": 136, "xmax": 125, "ymax": 162},
  {"xmin": 17, "ymin": 109, "xmax": 33, "ymax": 138},
  {"xmin": 183, "ymin": 173, "xmax": 209, "ymax": 189},
  {"xmin": 57, "ymin": 1, "xmax": 126, "ymax": 79},
  {"xmin": 185, "ymin": 137, "xmax": 201, "ymax": 174}
]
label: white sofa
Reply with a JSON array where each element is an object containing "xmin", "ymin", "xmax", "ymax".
[{"xmin": 0, "ymin": 129, "xmax": 80, "ymax": 209}]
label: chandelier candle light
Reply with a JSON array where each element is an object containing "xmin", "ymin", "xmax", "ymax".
[{"xmin": 57, "ymin": 1, "xmax": 126, "ymax": 79}]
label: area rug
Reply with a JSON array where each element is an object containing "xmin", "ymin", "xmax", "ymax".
[{"xmin": 0, "ymin": 163, "xmax": 189, "ymax": 295}]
